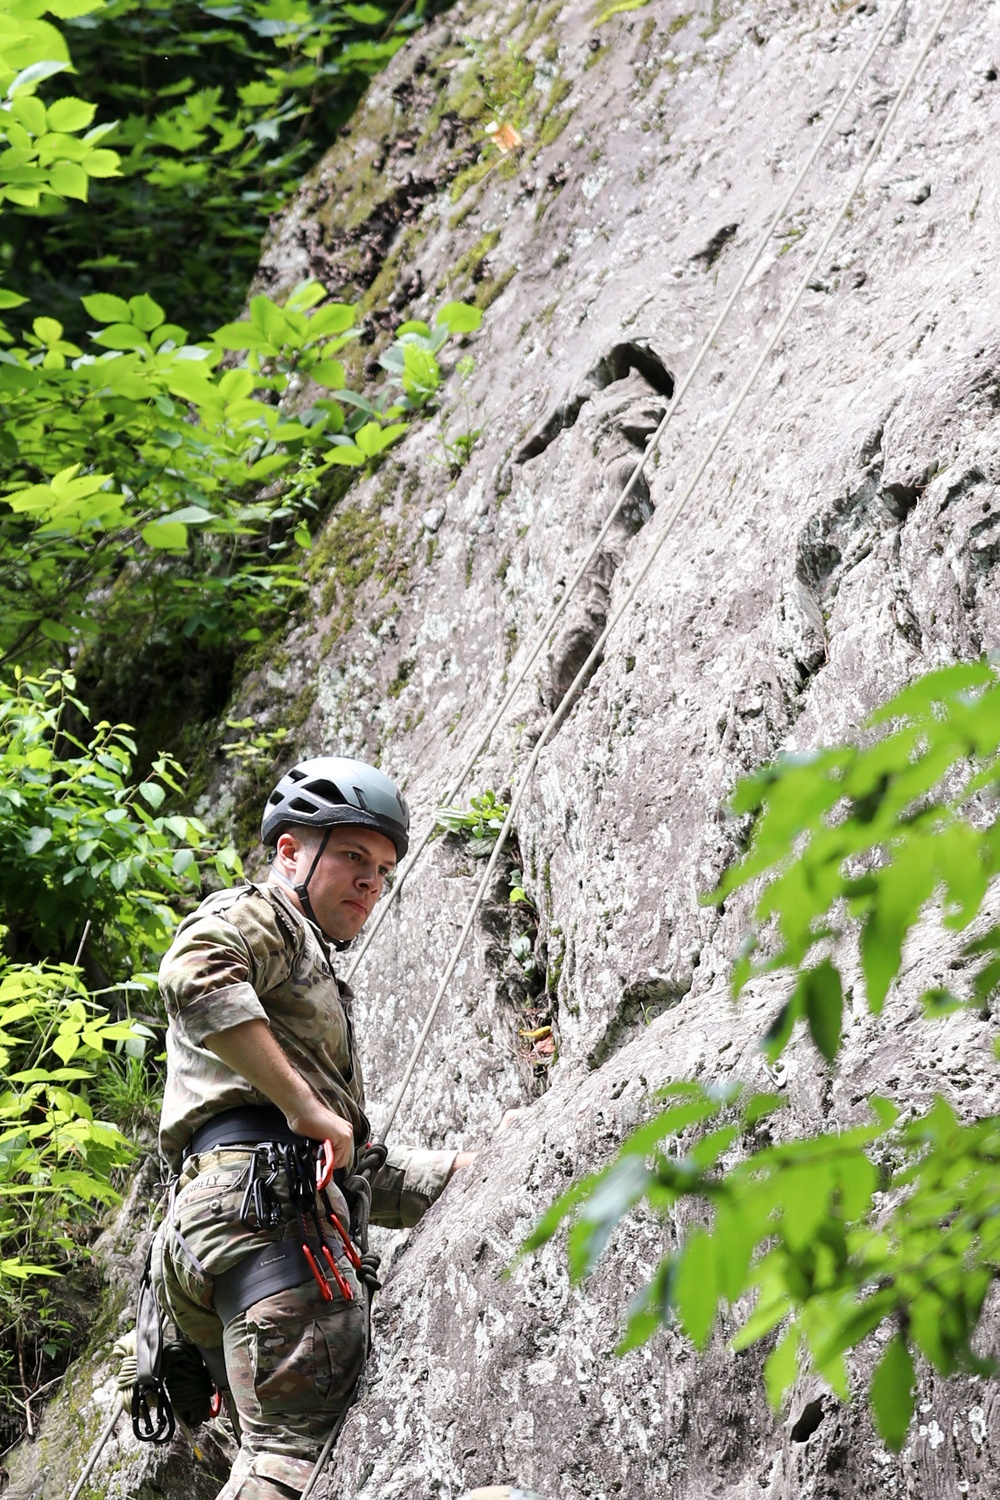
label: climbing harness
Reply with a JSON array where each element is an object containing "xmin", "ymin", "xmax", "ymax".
[{"xmin": 343, "ymin": 0, "xmax": 914, "ymax": 989}]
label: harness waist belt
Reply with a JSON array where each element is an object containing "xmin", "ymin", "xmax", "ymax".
[
  {"xmin": 186, "ymin": 1105, "xmax": 307, "ymax": 1157},
  {"xmin": 213, "ymin": 1237, "xmax": 346, "ymax": 1326}
]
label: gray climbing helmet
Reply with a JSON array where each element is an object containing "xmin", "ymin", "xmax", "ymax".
[{"xmin": 261, "ymin": 756, "xmax": 410, "ymax": 860}]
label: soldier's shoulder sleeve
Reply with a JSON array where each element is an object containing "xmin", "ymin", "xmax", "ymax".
[{"xmin": 159, "ymin": 883, "xmax": 301, "ymax": 1046}]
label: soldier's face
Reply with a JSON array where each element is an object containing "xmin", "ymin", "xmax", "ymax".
[{"xmin": 280, "ymin": 826, "xmax": 397, "ymax": 940}]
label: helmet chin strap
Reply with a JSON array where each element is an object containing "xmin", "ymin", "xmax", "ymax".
[{"xmin": 273, "ymin": 828, "xmax": 352, "ymax": 952}]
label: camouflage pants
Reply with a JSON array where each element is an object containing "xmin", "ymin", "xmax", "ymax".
[{"xmin": 152, "ymin": 1148, "xmax": 368, "ymax": 1500}]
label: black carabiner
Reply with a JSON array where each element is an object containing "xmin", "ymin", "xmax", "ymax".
[{"xmin": 131, "ymin": 1379, "xmax": 176, "ymax": 1445}]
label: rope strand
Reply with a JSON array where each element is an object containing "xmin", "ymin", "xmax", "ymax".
[
  {"xmin": 344, "ymin": 0, "xmax": 912, "ymax": 985},
  {"xmin": 375, "ymin": 0, "xmax": 961, "ymax": 1141},
  {"xmin": 287, "ymin": 2, "xmax": 962, "ymax": 1494}
]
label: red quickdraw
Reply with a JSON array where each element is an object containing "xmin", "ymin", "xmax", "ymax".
[
  {"xmin": 301, "ymin": 1242, "xmax": 334, "ymax": 1302},
  {"xmin": 320, "ymin": 1243, "xmax": 354, "ymax": 1301},
  {"xmin": 209, "ymin": 1389, "xmax": 222, "ymax": 1419},
  {"xmin": 325, "ymin": 1205, "xmax": 362, "ymax": 1272},
  {"xmin": 316, "ymin": 1138, "xmax": 334, "ymax": 1192}
]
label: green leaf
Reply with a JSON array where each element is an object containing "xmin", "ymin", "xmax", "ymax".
[
  {"xmin": 127, "ymin": 293, "xmax": 165, "ymax": 332},
  {"xmin": 211, "ymin": 321, "xmax": 274, "ymax": 353},
  {"xmin": 401, "ymin": 343, "xmax": 440, "ymax": 403},
  {"xmin": 764, "ymin": 1325, "xmax": 800, "ymax": 1409},
  {"xmin": 868, "ymin": 660, "xmax": 994, "ymax": 724},
  {"xmin": 92, "ymin": 322, "xmax": 147, "ymax": 350},
  {"xmin": 354, "ymin": 420, "xmax": 408, "ymax": 457},
  {"xmin": 47, "ymin": 160, "xmax": 88, "ymax": 199},
  {"xmin": 137, "ymin": 781, "xmax": 165, "ymax": 809},
  {"xmin": 52, "ymin": 1032, "xmax": 79, "ymax": 1065},
  {"xmin": 246, "ymin": 454, "xmax": 289, "ymax": 480},
  {"xmin": 7, "ymin": 60, "xmax": 71, "ymax": 97},
  {"xmin": 38, "ymin": 619, "xmax": 75, "ymax": 642},
  {"xmin": 672, "ymin": 1229, "xmax": 717, "ymax": 1348},
  {"xmin": 81, "ymin": 148, "xmax": 120, "ymax": 178},
  {"xmin": 870, "ymin": 1335, "xmax": 915, "ymax": 1450},
  {"xmin": 32, "ymin": 317, "xmax": 63, "ymax": 345},
  {"xmin": 760, "ymin": 995, "xmax": 799, "ymax": 1062},
  {"xmin": 164, "ymin": 505, "xmax": 214, "ymax": 525},
  {"xmin": 435, "ymin": 301, "xmax": 483, "ymax": 334},
  {"xmin": 141, "ymin": 520, "xmax": 188, "ymax": 550},
  {"xmin": 308, "ymin": 359, "xmax": 346, "ymax": 388},
  {"xmin": 324, "ymin": 444, "xmax": 365, "ymax": 468},
  {"xmin": 24, "ymin": 827, "xmax": 53, "ymax": 855},
  {"xmin": 567, "ymin": 1154, "xmax": 650, "ymax": 1279},
  {"xmin": 81, "ymin": 293, "xmax": 131, "ymax": 324},
  {"xmin": 801, "ymin": 959, "xmax": 843, "ymax": 1064},
  {"xmin": 285, "ymin": 280, "xmax": 328, "ymax": 312},
  {"xmin": 781, "ymin": 1163, "xmax": 834, "ymax": 1251},
  {"xmin": 341, "ymin": 2, "xmax": 387, "ymax": 20},
  {"xmin": 306, "ymin": 303, "xmax": 356, "ymax": 338},
  {"xmin": 45, "ymin": 96, "xmax": 97, "ymax": 133},
  {"xmin": 10, "ymin": 94, "xmax": 47, "ymax": 136}
]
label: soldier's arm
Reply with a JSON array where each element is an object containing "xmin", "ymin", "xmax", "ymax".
[{"xmin": 204, "ymin": 1017, "xmax": 355, "ymax": 1167}]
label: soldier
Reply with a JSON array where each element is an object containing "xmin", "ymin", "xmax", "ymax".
[{"xmin": 151, "ymin": 757, "xmax": 472, "ymax": 1500}]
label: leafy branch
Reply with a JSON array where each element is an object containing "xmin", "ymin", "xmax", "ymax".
[
  {"xmin": 0, "ymin": 287, "xmax": 482, "ymax": 664},
  {"xmin": 528, "ymin": 660, "xmax": 1000, "ymax": 1449}
]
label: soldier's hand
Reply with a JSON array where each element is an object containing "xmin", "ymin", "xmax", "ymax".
[{"xmin": 285, "ymin": 1100, "xmax": 355, "ymax": 1168}]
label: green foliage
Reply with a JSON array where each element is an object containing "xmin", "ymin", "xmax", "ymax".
[
  {"xmin": 0, "ymin": 668, "xmax": 240, "ymax": 971},
  {"xmin": 508, "ymin": 867, "xmax": 536, "ymax": 911},
  {"xmin": 0, "ymin": 956, "xmax": 141, "ymax": 1437},
  {"xmin": 715, "ymin": 659, "xmax": 1000, "ymax": 1042},
  {"xmin": 0, "ymin": 283, "xmax": 482, "ymax": 668},
  {"xmin": 222, "ymin": 717, "xmax": 291, "ymax": 772},
  {"xmin": 2, "ymin": 0, "xmax": 451, "ymax": 341},
  {"xmin": 437, "ymin": 352, "xmax": 482, "ymax": 476},
  {"xmin": 529, "ymin": 660, "xmax": 1000, "ymax": 1449},
  {"xmin": 0, "ymin": 668, "xmax": 242, "ymax": 1436},
  {"xmin": 0, "ymin": 0, "xmax": 121, "ymax": 213},
  {"xmin": 436, "ymin": 788, "xmax": 510, "ymax": 855}
]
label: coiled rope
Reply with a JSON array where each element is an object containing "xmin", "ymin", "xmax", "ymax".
[{"xmin": 343, "ymin": 0, "xmax": 914, "ymax": 987}]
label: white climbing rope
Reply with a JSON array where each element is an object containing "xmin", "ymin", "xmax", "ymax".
[
  {"xmin": 67, "ymin": 1407, "xmax": 121, "ymax": 1500},
  {"xmin": 374, "ymin": 0, "xmax": 962, "ymax": 1141},
  {"xmin": 343, "ymin": 0, "xmax": 913, "ymax": 987},
  {"xmin": 306, "ymin": 1, "xmax": 964, "ymax": 1495}
]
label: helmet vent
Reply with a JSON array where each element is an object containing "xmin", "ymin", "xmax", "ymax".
[
  {"xmin": 288, "ymin": 796, "xmax": 320, "ymax": 815},
  {"xmin": 303, "ymin": 779, "xmax": 348, "ymax": 806}
]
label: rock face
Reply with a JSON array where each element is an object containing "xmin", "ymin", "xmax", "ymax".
[{"xmin": 12, "ymin": 0, "xmax": 1000, "ymax": 1496}]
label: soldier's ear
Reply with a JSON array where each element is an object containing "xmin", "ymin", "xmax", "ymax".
[{"xmin": 274, "ymin": 828, "xmax": 301, "ymax": 866}]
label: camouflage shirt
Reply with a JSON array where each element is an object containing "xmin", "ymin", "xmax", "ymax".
[{"xmin": 158, "ymin": 880, "xmax": 455, "ymax": 1227}]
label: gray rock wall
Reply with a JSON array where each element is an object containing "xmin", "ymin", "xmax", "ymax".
[{"xmin": 13, "ymin": 0, "xmax": 1000, "ymax": 1495}]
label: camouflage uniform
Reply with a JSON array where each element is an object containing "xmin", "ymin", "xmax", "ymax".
[{"xmin": 153, "ymin": 881, "xmax": 456, "ymax": 1500}]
